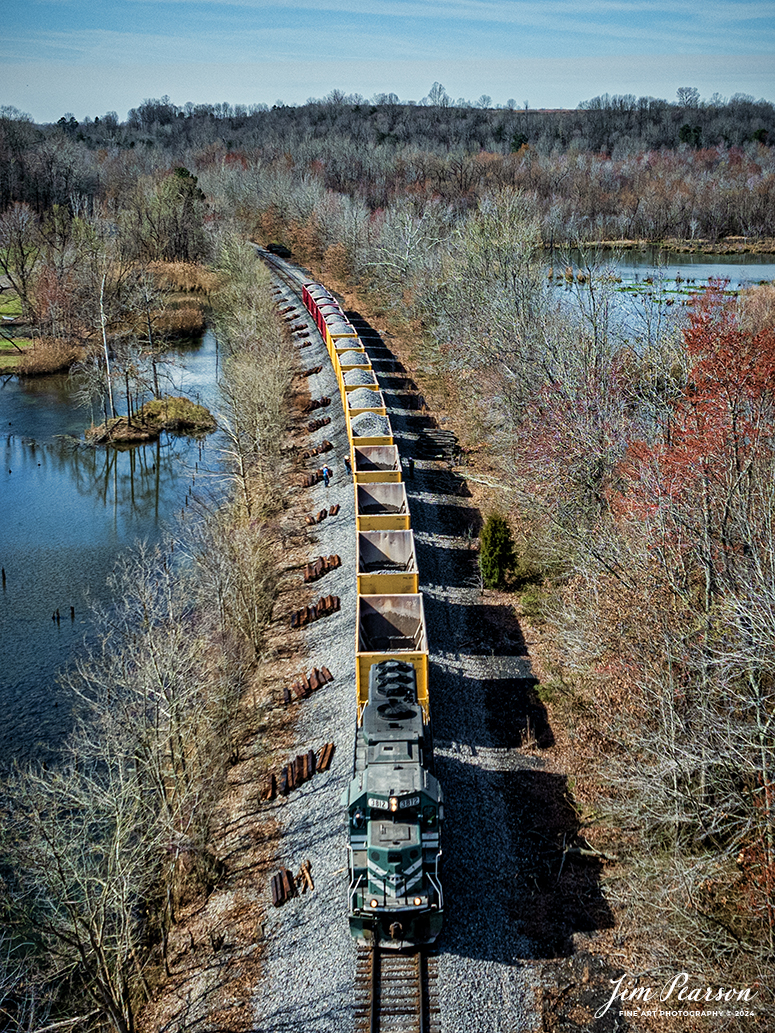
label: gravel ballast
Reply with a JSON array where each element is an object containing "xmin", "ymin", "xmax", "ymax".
[
  {"xmin": 251, "ymin": 282, "xmax": 359, "ymax": 1033},
  {"xmin": 346, "ymin": 387, "xmax": 384, "ymax": 410},
  {"xmin": 338, "ymin": 351, "xmax": 370, "ymax": 366},
  {"xmin": 253, "ymin": 271, "xmax": 545, "ymax": 1033},
  {"xmin": 343, "ymin": 368, "xmax": 378, "ymax": 387}
]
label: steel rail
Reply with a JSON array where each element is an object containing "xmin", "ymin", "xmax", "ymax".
[{"xmin": 356, "ymin": 945, "xmax": 435, "ymax": 1033}]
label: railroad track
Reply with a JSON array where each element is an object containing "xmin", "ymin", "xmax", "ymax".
[
  {"xmin": 355, "ymin": 946, "xmax": 440, "ymax": 1033},
  {"xmin": 256, "ymin": 245, "xmax": 306, "ymax": 295}
]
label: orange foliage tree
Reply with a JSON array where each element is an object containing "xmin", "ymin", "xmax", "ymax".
[
  {"xmin": 613, "ymin": 283, "xmax": 775, "ymax": 960},
  {"xmin": 616, "ymin": 282, "xmax": 775, "ymax": 606}
]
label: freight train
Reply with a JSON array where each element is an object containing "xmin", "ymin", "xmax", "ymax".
[
  {"xmin": 299, "ymin": 277, "xmax": 443, "ymax": 948},
  {"xmin": 341, "ymin": 659, "xmax": 443, "ymax": 948}
]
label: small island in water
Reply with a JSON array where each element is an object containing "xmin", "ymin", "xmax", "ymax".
[{"xmin": 86, "ymin": 395, "xmax": 217, "ymax": 446}]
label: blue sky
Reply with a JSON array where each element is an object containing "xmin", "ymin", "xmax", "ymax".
[{"xmin": 1, "ymin": 0, "xmax": 773, "ymax": 122}]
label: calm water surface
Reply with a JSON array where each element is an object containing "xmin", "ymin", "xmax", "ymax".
[
  {"xmin": 0, "ymin": 332, "xmax": 225, "ymax": 763},
  {"xmin": 563, "ymin": 248, "xmax": 775, "ymax": 291}
]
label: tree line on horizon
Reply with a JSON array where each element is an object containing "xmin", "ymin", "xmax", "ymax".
[
  {"xmin": 37, "ymin": 85, "xmax": 775, "ymax": 156},
  {"xmin": 2, "ymin": 85, "xmax": 775, "ymax": 245}
]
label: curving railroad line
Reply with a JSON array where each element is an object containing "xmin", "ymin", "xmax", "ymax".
[{"xmin": 256, "ymin": 244, "xmax": 307, "ymax": 294}]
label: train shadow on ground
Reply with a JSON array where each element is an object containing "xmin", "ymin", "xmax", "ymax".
[
  {"xmin": 411, "ymin": 503, "xmax": 480, "ymax": 537},
  {"xmin": 433, "ymin": 753, "xmax": 615, "ymax": 962},
  {"xmin": 414, "ymin": 540, "xmax": 478, "ymax": 589},
  {"xmin": 422, "ymin": 596, "xmax": 530, "ymax": 656},
  {"xmin": 344, "ymin": 304, "xmax": 615, "ymax": 967},
  {"xmin": 429, "ymin": 663, "xmax": 552, "ymax": 751}
]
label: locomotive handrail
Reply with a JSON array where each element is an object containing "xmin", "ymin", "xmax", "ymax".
[
  {"xmin": 429, "ymin": 856, "xmax": 444, "ymax": 910},
  {"xmin": 348, "ymin": 872, "xmax": 364, "ymax": 912}
]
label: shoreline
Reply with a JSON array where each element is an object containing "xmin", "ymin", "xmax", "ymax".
[{"xmin": 551, "ymin": 236, "xmax": 775, "ymax": 256}]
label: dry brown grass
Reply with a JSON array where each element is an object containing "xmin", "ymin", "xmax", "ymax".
[
  {"xmin": 17, "ymin": 337, "xmax": 84, "ymax": 375},
  {"xmin": 153, "ymin": 304, "xmax": 207, "ymax": 335},
  {"xmin": 740, "ymin": 283, "xmax": 775, "ymax": 331},
  {"xmin": 149, "ymin": 261, "xmax": 221, "ymax": 295}
]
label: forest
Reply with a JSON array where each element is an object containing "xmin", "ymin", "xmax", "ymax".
[{"xmin": 1, "ymin": 86, "xmax": 775, "ymax": 1030}]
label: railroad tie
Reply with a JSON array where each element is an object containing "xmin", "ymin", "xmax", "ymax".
[
  {"xmin": 291, "ymin": 679, "xmax": 308, "ymax": 701},
  {"xmin": 264, "ymin": 772, "xmax": 277, "ymax": 801},
  {"xmin": 307, "ymin": 416, "xmax": 332, "ymax": 432},
  {"xmin": 284, "ymin": 666, "xmax": 333, "ymax": 703},
  {"xmin": 296, "ymin": 859, "xmax": 314, "ymax": 893},
  {"xmin": 329, "ymin": 504, "xmax": 340, "ymax": 517},
  {"xmin": 317, "ymin": 742, "xmax": 335, "ymax": 771},
  {"xmin": 280, "ymin": 867, "xmax": 296, "ymax": 901},
  {"xmin": 305, "ymin": 396, "xmax": 332, "ymax": 413},
  {"xmin": 299, "ymin": 601, "xmax": 315, "ymax": 624},
  {"xmin": 290, "ymin": 594, "xmax": 339, "ymax": 628},
  {"xmin": 302, "ymin": 554, "xmax": 341, "ymax": 583},
  {"xmin": 318, "ymin": 595, "xmax": 340, "ymax": 615},
  {"xmin": 300, "ymin": 440, "xmax": 333, "ymax": 460},
  {"xmin": 271, "ymin": 872, "xmax": 284, "ymax": 906}
]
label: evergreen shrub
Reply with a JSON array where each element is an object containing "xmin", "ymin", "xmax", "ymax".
[{"xmin": 479, "ymin": 512, "xmax": 515, "ymax": 589}]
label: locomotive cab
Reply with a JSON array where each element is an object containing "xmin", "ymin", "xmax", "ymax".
[{"xmin": 343, "ymin": 659, "xmax": 443, "ymax": 948}]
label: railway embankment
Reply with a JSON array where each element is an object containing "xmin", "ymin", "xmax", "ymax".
[
  {"xmin": 297, "ymin": 275, "xmax": 629, "ymax": 1033},
  {"xmin": 249, "ymin": 269, "xmax": 360, "ymax": 1032},
  {"xmin": 140, "ymin": 256, "xmax": 625, "ymax": 1033},
  {"xmin": 247, "ymin": 261, "xmax": 548, "ymax": 1033}
]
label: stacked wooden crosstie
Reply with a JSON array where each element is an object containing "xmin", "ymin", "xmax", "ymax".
[
  {"xmin": 282, "ymin": 665, "xmax": 334, "ymax": 704},
  {"xmin": 302, "ymin": 554, "xmax": 341, "ymax": 583},
  {"xmin": 264, "ymin": 741, "xmax": 336, "ymax": 802},
  {"xmin": 290, "ymin": 595, "xmax": 341, "ymax": 627}
]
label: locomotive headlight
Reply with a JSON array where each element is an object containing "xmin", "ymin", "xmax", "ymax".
[
  {"xmin": 369, "ymin": 898, "xmax": 379, "ymax": 909},
  {"xmin": 413, "ymin": 897, "xmax": 423, "ymax": 906},
  {"xmin": 389, "ymin": 796, "xmax": 398, "ymax": 812}
]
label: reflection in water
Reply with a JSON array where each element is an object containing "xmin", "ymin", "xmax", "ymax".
[
  {"xmin": 561, "ymin": 247, "xmax": 775, "ymax": 292},
  {"xmin": 0, "ymin": 334, "xmax": 223, "ymax": 764}
]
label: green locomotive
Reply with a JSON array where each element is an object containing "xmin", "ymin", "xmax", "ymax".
[{"xmin": 341, "ymin": 659, "xmax": 443, "ymax": 948}]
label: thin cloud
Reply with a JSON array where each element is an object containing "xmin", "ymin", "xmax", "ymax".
[
  {"xmin": 5, "ymin": 5, "xmax": 773, "ymax": 66},
  {"xmin": 3, "ymin": 0, "xmax": 773, "ymax": 120}
]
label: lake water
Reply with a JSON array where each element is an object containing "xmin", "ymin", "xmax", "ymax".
[
  {"xmin": 561, "ymin": 248, "xmax": 775, "ymax": 293},
  {"xmin": 0, "ymin": 332, "xmax": 225, "ymax": 763}
]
